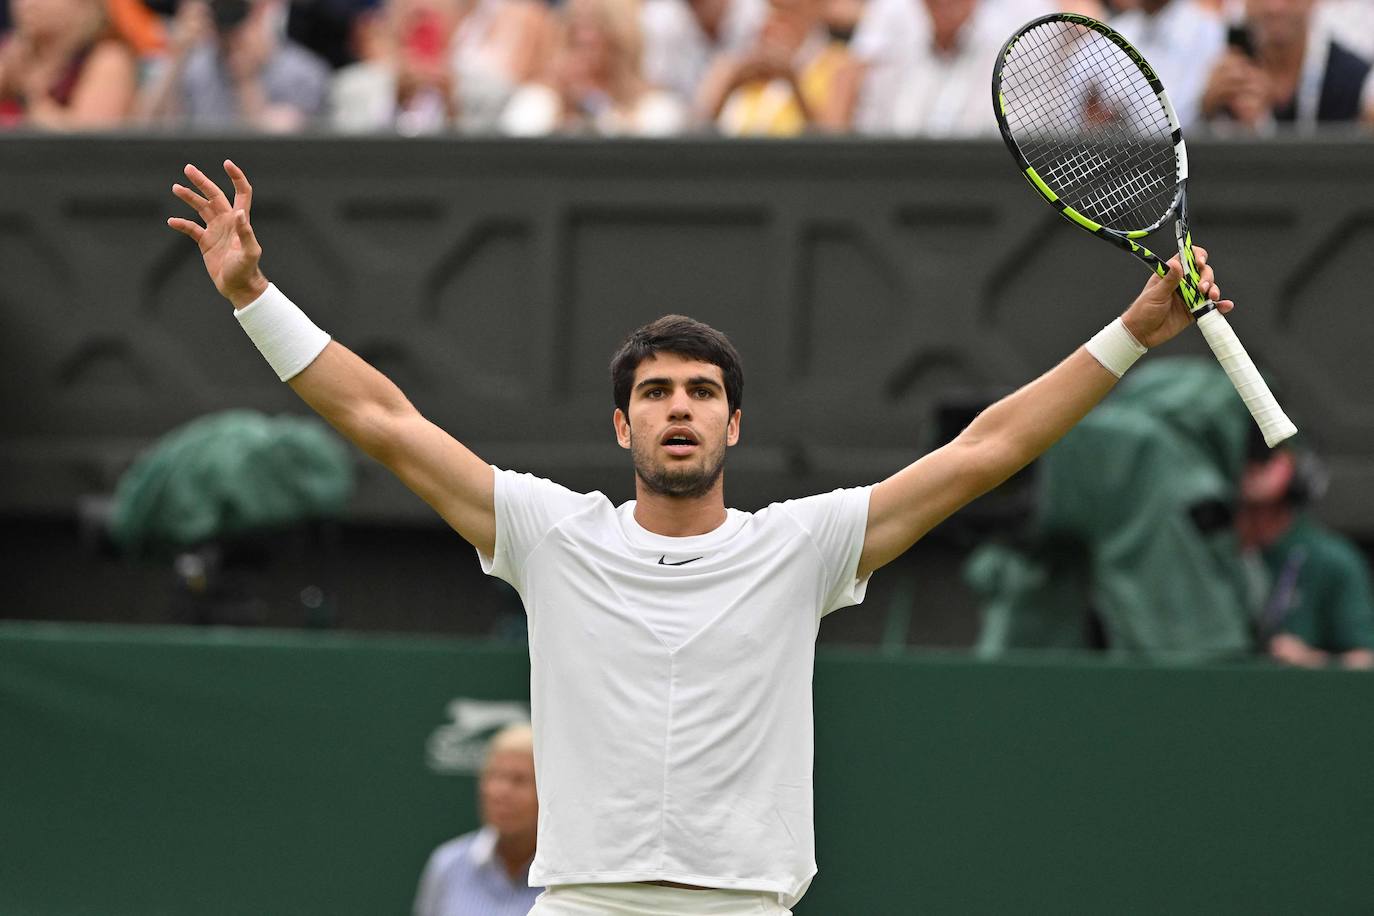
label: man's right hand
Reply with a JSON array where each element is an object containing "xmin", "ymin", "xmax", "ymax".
[{"xmin": 168, "ymin": 160, "xmax": 269, "ymax": 309}]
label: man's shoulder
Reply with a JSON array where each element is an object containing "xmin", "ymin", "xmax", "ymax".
[
  {"xmin": 758, "ymin": 486, "xmax": 872, "ymax": 536},
  {"xmin": 495, "ymin": 467, "xmax": 611, "ymax": 510}
]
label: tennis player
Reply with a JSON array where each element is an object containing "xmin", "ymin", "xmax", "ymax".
[{"xmin": 169, "ymin": 160, "xmax": 1231, "ymax": 915}]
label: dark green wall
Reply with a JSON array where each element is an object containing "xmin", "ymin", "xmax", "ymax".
[
  {"xmin": 2, "ymin": 137, "xmax": 1373, "ymax": 535},
  {"xmin": 3, "ymin": 623, "xmax": 1371, "ymax": 914}
]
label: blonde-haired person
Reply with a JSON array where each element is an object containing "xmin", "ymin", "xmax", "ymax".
[
  {"xmin": 0, "ymin": 0, "xmax": 137, "ymax": 129},
  {"xmin": 414, "ymin": 723, "xmax": 543, "ymax": 916},
  {"xmin": 499, "ymin": 0, "xmax": 688, "ymax": 136},
  {"xmin": 697, "ymin": 0, "xmax": 862, "ymax": 135}
]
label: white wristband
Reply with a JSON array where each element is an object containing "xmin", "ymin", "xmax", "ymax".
[
  {"xmin": 1084, "ymin": 317, "xmax": 1146, "ymax": 379},
  {"xmin": 233, "ymin": 284, "xmax": 331, "ymax": 381}
]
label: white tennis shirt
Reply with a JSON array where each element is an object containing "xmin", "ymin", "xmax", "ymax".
[{"xmin": 478, "ymin": 468, "xmax": 874, "ymax": 906}]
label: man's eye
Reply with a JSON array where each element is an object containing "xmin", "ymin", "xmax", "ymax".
[{"xmin": 694, "ymin": 389, "xmax": 713, "ymax": 398}]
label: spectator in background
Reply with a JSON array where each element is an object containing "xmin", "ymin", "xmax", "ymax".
[
  {"xmin": 1109, "ymin": 0, "xmax": 1226, "ymax": 128},
  {"xmin": 331, "ymin": 0, "xmax": 547, "ymax": 133},
  {"xmin": 697, "ymin": 0, "xmax": 862, "ymax": 134},
  {"xmin": 1200, "ymin": 0, "xmax": 1374, "ymax": 130},
  {"xmin": 449, "ymin": 0, "xmax": 552, "ymax": 126},
  {"xmin": 329, "ymin": 0, "xmax": 464, "ymax": 133},
  {"xmin": 1239, "ymin": 446, "xmax": 1374, "ymax": 669},
  {"xmin": 499, "ymin": 0, "xmax": 686, "ymax": 136},
  {"xmin": 846, "ymin": 0, "xmax": 1104, "ymax": 133},
  {"xmin": 639, "ymin": 0, "xmax": 766, "ymax": 115},
  {"xmin": 846, "ymin": 0, "xmax": 926, "ymax": 132},
  {"xmin": 0, "ymin": 0, "xmax": 138, "ymax": 128},
  {"xmin": 136, "ymin": 0, "xmax": 330, "ymax": 130},
  {"xmin": 878, "ymin": 0, "xmax": 1005, "ymax": 136},
  {"xmin": 414, "ymin": 723, "xmax": 542, "ymax": 916}
]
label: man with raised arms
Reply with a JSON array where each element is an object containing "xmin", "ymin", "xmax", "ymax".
[{"xmin": 169, "ymin": 159, "xmax": 1232, "ymax": 915}]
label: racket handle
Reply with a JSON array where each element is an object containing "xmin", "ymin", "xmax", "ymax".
[{"xmin": 1195, "ymin": 309, "xmax": 1297, "ymax": 447}]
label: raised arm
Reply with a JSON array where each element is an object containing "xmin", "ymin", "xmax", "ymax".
[
  {"xmin": 857, "ymin": 250, "xmax": 1232, "ymax": 579},
  {"xmin": 168, "ymin": 161, "xmax": 496, "ymax": 556}
]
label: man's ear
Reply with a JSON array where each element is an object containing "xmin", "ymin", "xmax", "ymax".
[
  {"xmin": 726, "ymin": 409, "xmax": 741, "ymax": 446},
  {"xmin": 614, "ymin": 408, "xmax": 631, "ymax": 449}
]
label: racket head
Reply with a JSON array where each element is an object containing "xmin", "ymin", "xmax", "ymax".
[{"xmin": 992, "ymin": 13, "xmax": 1186, "ymax": 240}]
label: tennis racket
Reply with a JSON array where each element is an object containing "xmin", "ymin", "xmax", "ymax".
[{"xmin": 992, "ymin": 13, "xmax": 1297, "ymax": 447}]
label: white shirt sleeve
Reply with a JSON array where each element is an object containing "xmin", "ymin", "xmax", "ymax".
[
  {"xmin": 479, "ymin": 467, "xmax": 603, "ymax": 591},
  {"xmin": 778, "ymin": 486, "xmax": 874, "ymax": 616}
]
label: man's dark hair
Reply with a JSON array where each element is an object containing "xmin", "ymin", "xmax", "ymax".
[{"xmin": 610, "ymin": 315, "xmax": 744, "ymax": 417}]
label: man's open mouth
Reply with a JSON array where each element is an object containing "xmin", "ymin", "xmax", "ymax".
[{"xmin": 661, "ymin": 428, "xmax": 699, "ymax": 456}]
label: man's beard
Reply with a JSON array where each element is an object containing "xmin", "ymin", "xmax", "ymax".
[{"xmin": 632, "ymin": 434, "xmax": 727, "ymax": 499}]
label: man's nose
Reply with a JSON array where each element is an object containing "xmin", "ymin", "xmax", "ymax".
[{"xmin": 667, "ymin": 391, "xmax": 693, "ymax": 417}]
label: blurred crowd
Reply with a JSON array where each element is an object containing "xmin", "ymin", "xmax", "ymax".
[{"xmin": 0, "ymin": 0, "xmax": 1369, "ymax": 135}]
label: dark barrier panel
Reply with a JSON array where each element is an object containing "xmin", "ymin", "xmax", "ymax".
[
  {"xmin": 3, "ymin": 623, "xmax": 1372, "ymax": 914},
  {"xmin": 2, "ymin": 138, "xmax": 1373, "ymax": 532}
]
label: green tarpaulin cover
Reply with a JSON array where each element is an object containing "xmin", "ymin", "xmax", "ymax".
[
  {"xmin": 110, "ymin": 410, "xmax": 354, "ymax": 553},
  {"xmin": 970, "ymin": 358, "xmax": 1253, "ymax": 658}
]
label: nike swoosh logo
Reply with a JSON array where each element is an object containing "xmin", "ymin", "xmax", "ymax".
[{"xmin": 657, "ymin": 555, "xmax": 704, "ymax": 566}]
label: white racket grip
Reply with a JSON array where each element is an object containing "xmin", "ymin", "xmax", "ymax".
[{"xmin": 1195, "ymin": 309, "xmax": 1297, "ymax": 447}]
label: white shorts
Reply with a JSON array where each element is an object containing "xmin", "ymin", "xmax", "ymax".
[{"xmin": 529, "ymin": 883, "xmax": 793, "ymax": 916}]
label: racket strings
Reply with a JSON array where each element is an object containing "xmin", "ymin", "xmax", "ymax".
[{"xmin": 999, "ymin": 21, "xmax": 1177, "ymax": 232}]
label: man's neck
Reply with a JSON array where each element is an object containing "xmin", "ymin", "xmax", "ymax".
[
  {"xmin": 632, "ymin": 483, "xmax": 729, "ymax": 537},
  {"xmin": 494, "ymin": 831, "xmax": 535, "ymax": 880}
]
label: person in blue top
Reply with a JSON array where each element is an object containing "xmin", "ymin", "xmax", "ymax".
[{"xmin": 415, "ymin": 723, "xmax": 544, "ymax": 916}]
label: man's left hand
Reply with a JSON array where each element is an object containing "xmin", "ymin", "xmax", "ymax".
[{"xmin": 1121, "ymin": 246, "xmax": 1235, "ymax": 349}]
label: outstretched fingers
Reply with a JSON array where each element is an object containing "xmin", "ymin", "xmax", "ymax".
[
  {"xmin": 224, "ymin": 159, "xmax": 253, "ymax": 217},
  {"xmin": 167, "ymin": 216, "xmax": 204, "ymax": 242},
  {"xmin": 183, "ymin": 163, "xmax": 230, "ymax": 214},
  {"xmin": 172, "ymin": 182, "xmax": 215, "ymax": 223},
  {"xmin": 233, "ymin": 209, "xmax": 260, "ymax": 257}
]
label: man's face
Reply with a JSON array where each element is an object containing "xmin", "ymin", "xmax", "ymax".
[
  {"xmin": 614, "ymin": 353, "xmax": 741, "ymax": 500},
  {"xmin": 478, "ymin": 748, "xmax": 538, "ymax": 839}
]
